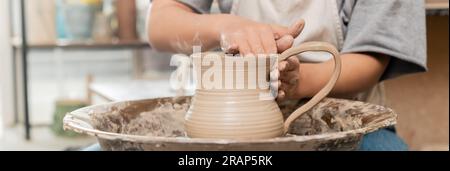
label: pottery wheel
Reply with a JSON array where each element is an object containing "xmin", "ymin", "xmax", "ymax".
[{"xmin": 64, "ymin": 96, "xmax": 396, "ymax": 151}]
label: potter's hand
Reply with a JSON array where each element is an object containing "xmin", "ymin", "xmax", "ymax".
[
  {"xmin": 276, "ymin": 56, "xmax": 301, "ymax": 101},
  {"xmin": 270, "ymin": 34, "xmax": 299, "ymax": 101},
  {"xmin": 219, "ymin": 18, "xmax": 304, "ymax": 56}
]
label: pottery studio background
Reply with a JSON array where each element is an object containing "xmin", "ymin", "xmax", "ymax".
[{"xmin": 0, "ymin": 0, "xmax": 448, "ymax": 150}]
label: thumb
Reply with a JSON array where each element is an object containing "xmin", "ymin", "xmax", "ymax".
[
  {"xmin": 270, "ymin": 25, "xmax": 289, "ymax": 40},
  {"xmin": 276, "ymin": 35, "xmax": 294, "ymax": 53},
  {"xmin": 270, "ymin": 19, "xmax": 305, "ymax": 40},
  {"xmin": 287, "ymin": 19, "xmax": 305, "ymax": 38}
]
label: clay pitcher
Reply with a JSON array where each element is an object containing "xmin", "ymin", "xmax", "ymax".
[{"xmin": 185, "ymin": 41, "xmax": 341, "ymax": 139}]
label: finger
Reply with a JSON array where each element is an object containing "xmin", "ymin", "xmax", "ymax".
[
  {"xmin": 279, "ymin": 72, "xmax": 295, "ymax": 83},
  {"xmin": 220, "ymin": 33, "xmax": 241, "ymax": 55},
  {"xmin": 280, "ymin": 72, "xmax": 299, "ymax": 85},
  {"xmin": 247, "ymin": 30, "xmax": 265, "ymax": 55},
  {"xmin": 259, "ymin": 27, "xmax": 277, "ymax": 54},
  {"xmin": 287, "ymin": 19, "xmax": 305, "ymax": 38},
  {"xmin": 269, "ymin": 24, "xmax": 289, "ymax": 40},
  {"xmin": 285, "ymin": 56, "xmax": 300, "ymax": 71},
  {"xmin": 290, "ymin": 78, "xmax": 299, "ymax": 85},
  {"xmin": 220, "ymin": 33, "xmax": 233, "ymax": 52},
  {"xmin": 280, "ymin": 81, "xmax": 295, "ymax": 95},
  {"xmin": 279, "ymin": 82, "xmax": 286, "ymax": 91},
  {"xmin": 278, "ymin": 60, "xmax": 288, "ymax": 72},
  {"xmin": 276, "ymin": 35, "xmax": 294, "ymax": 53},
  {"xmin": 277, "ymin": 90, "xmax": 286, "ymax": 101},
  {"xmin": 225, "ymin": 44, "xmax": 239, "ymax": 54},
  {"xmin": 236, "ymin": 36, "xmax": 251, "ymax": 56}
]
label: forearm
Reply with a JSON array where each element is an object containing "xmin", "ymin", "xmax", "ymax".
[
  {"xmin": 148, "ymin": 0, "xmax": 230, "ymax": 53},
  {"xmin": 297, "ymin": 53, "xmax": 390, "ymax": 99}
]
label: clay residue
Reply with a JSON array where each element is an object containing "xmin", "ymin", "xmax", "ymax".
[
  {"xmin": 279, "ymin": 99, "xmax": 364, "ymax": 135},
  {"xmin": 91, "ymin": 98, "xmax": 371, "ymax": 138},
  {"xmin": 123, "ymin": 102, "xmax": 188, "ymax": 136},
  {"xmin": 91, "ymin": 100, "xmax": 189, "ymax": 137}
]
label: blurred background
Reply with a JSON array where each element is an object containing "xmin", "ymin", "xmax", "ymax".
[{"xmin": 0, "ymin": 0, "xmax": 448, "ymax": 150}]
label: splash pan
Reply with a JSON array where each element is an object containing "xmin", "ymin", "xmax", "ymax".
[{"xmin": 63, "ymin": 97, "xmax": 396, "ymax": 151}]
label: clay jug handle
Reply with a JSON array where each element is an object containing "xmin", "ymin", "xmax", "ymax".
[{"xmin": 278, "ymin": 41, "xmax": 341, "ymax": 135}]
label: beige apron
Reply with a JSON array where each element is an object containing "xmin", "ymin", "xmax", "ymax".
[{"xmin": 230, "ymin": 0, "xmax": 385, "ymax": 105}]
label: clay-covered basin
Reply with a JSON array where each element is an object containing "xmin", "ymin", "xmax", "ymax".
[{"xmin": 63, "ymin": 96, "xmax": 396, "ymax": 151}]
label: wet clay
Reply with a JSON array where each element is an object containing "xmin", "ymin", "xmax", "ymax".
[
  {"xmin": 279, "ymin": 99, "xmax": 363, "ymax": 135},
  {"xmin": 91, "ymin": 100, "xmax": 189, "ymax": 137},
  {"xmin": 90, "ymin": 98, "xmax": 366, "ymax": 138},
  {"xmin": 123, "ymin": 102, "xmax": 188, "ymax": 137}
]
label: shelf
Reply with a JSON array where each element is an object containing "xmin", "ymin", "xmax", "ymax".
[
  {"xmin": 426, "ymin": 0, "xmax": 449, "ymax": 15},
  {"xmin": 426, "ymin": 3, "xmax": 449, "ymax": 9},
  {"xmin": 12, "ymin": 38, "xmax": 150, "ymax": 49}
]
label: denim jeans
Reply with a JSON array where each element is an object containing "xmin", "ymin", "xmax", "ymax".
[
  {"xmin": 82, "ymin": 128, "xmax": 408, "ymax": 151},
  {"xmin": 358, "ymin": 127, "xmax": 408, "ymax": 151}
]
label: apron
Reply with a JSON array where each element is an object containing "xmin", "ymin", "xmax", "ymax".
[{"xmin": 230, "ymin": 0, "xmax": 386, "ymax": 105}]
